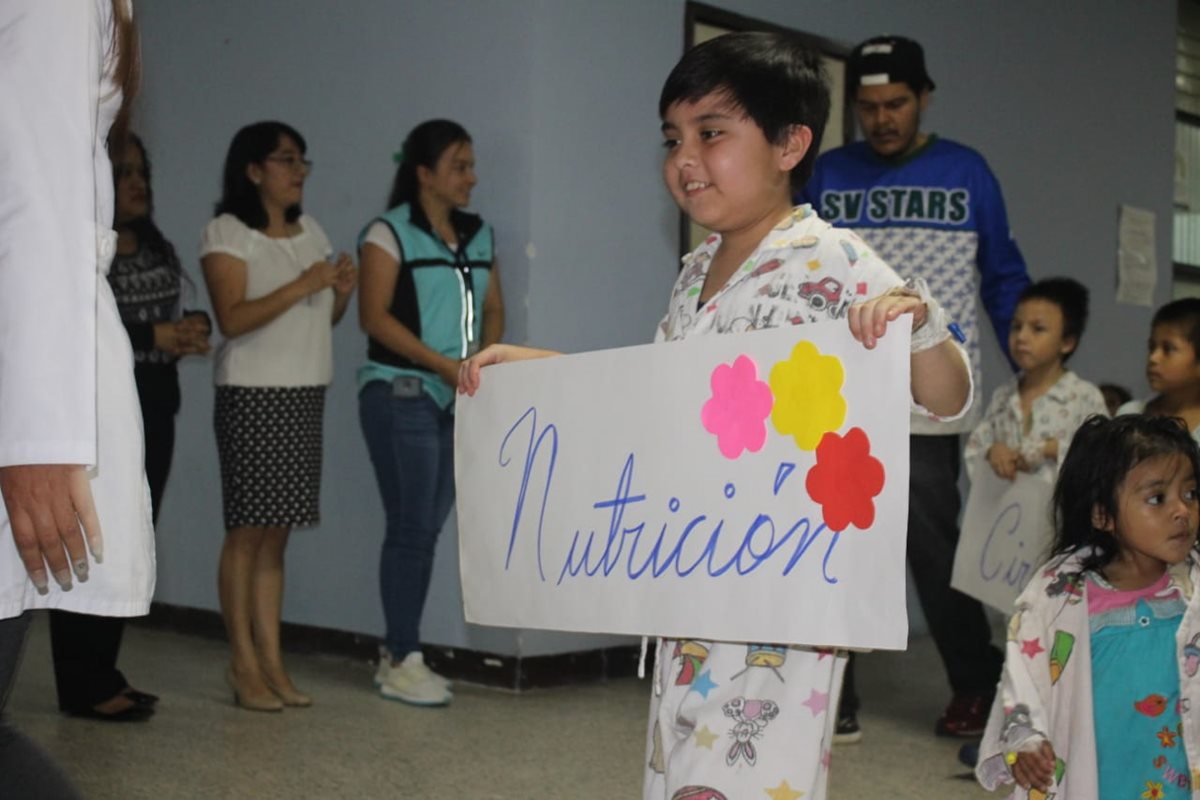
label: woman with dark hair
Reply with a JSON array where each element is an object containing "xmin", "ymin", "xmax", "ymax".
[
  {"xmin": 358, "ymin": 119, "xmax": 503, "ymax": 706},
  {"xmin": 202, "ymin": 121, "xmax": 356, "ymax": 711},
  {"xmin": 0, "ymin": 0, "xmax": 152, "ymax": 793},
  {"xmin": 46, "ymin": 133, "xmax": 213, "ymax": 723},
  {"xmin": 109, "ymin": 134, "xmax": 212, "ymax": 518}
]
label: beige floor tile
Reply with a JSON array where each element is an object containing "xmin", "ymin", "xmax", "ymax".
[{"xmin": 8, "ymin": 616, "xmax": 1005, "ymax": 799}]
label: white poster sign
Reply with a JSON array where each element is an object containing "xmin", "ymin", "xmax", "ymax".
[
  {"xmin": 455, "ymin": 320, "xmax": 913, "ymax": 649},
  {"xmin": 952, "ymin": 469, "xmax": 1055, "ymax": 613}
]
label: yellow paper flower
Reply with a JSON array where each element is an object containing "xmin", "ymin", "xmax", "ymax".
[{"xmin": 769, "ymin": 341, "xmax": 846, "ymax": 450}]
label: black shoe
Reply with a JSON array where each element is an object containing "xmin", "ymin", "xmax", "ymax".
[
  {"xmin": 66, "ymin": 703, "xmax": 154, "ymax": 723},
  {"xmin": 833, "ymin": 712, "xmax": 862, "ymax": 744},
  {"xmin": 958, "ymin": 741, "xmax": 980, "ymax": 768},
  {"xmin": 122, "ymin": 688, "xmax": 159, "ymax": 708}
]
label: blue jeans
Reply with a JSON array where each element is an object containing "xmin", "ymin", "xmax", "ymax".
[{"xmin": 359, "ymin": 381, "xmax": 456, "ymax": 658}]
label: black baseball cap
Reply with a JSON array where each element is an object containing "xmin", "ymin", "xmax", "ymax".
[{"xmin": 847, "ymin": 36, "xmax": 936, "ymax": 93}]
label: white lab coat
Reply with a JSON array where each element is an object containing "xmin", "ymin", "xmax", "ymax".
[{"xmin": 0, "ymin": 0, "xmax": 154, "ymax": 619}]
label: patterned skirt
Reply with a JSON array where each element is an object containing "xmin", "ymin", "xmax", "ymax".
[{"xmin": 214, "ymin": 385, "xmax": 325, "ymax": 529}]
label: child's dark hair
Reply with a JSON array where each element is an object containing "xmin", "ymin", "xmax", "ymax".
[
  {"xmin": 1153, "ymin": 298, "xmax": 1200, "ymax": 354},
  {"xmin": 1100, "ymin": 382, "xmax": 1132, "ymax": 410},
  {"xmin": 214, "ymin": 121, "xmax": 306, "ymax": 229},
  {"xmin": 1052, "ymin": 414, "xmax": 1200, "ymax": 574},
  {"xmin": 387, "ymin": 120, "xmax": 472, "ymax": 210},
  {"xmin": 659, "ymin": 31, "xmax": 829, "ymax": 189},
  {"xmin": 1017, "ymin": 277, "xmax": 1089, "ymax": 362}
]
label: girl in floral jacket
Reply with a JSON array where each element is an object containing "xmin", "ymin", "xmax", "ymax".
[{"xmin": 978, "ymin": 415, "xmax": 1200, "ymax": 798}]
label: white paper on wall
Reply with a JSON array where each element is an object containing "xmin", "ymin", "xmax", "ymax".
[
  {"xmin": 1116, "ymin": 204, "xmax": 1158, "ymax": 307},
  {"xmin": 455, "ymin": 320, "xmax": 914, "ymax": 649}
]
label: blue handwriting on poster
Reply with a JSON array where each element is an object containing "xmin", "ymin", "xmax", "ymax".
[
  {"xmin": 497, "ymin": 408, "xmax": 843, "ymax": 587},
  {"xmin": 978, "ymin": 501, "xmax": 1033, "ymax": 589}
]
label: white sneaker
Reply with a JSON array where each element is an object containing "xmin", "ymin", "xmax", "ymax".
[
  {"xmin": 375, "ymin": 647, "xmax": 451, "ymax": 690},
  {"xmin": 373, "ymin": 646, "xmax": 390, "ymax": 688},
  {"xmin": 405, "ymin": 651, "xmax": 452, "ymax": 690},
  {"xmin": 378, "ymin": 651, "xmax": 451, "ymax": 707}
]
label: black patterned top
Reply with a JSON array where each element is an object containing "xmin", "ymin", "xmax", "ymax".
[{"xmin": 107, "ymin": 239, "xmax": 181, "ymax": 365}]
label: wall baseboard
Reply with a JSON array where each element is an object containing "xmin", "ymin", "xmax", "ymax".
[{"xmin": 136, "ymin": 603, "xmax": 642, "ymax": 692}]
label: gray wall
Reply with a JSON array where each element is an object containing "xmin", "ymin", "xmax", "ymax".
[{"xmin": 136, "ymin": 0, "xmax": 1175, "ymax": 657}]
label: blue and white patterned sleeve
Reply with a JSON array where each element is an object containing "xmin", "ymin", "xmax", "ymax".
[{"xmin": 973, "ymin": 160, "xmax": 1030, "ymax": 367}]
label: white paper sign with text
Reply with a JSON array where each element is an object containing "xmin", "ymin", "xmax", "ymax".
[
  {"xmin": 952, "ymin": 469, "xmax": 1055, "ymax": 613},
  {"xmin": 455, "ymin": 321, "xmax": 913, "ymax": 649}
]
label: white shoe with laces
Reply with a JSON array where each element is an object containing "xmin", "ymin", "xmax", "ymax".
[
  {"xmin": 376, "ymin": 649, "xmax": 452, "ymax": 706},
  {"xmin": 373, "ymin": 646, "xmax": 390, "ymax": 687},
  {"xmin": 375, "ymin": 646, "xmax": 451, "ymax": 689},
  {"xmin": 406, "ymin": 651, "xmax": 452, "ymax": 690}
]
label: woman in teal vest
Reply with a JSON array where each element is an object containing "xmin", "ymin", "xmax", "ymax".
[{"xmin": 358, "ymin": 120, "xmax": 504, "ymax": 706}]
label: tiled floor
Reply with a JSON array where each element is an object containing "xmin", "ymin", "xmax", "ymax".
[{"xmin": 8, "ymin": 616, "xmax": 1003, "ymax": 798}]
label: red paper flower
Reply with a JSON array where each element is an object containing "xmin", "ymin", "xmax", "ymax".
[{"xmin": 804, "ymin": 427, "xmax": 885, "ymax": 532}]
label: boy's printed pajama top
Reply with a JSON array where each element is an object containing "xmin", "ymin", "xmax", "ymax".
[
  {"xmin": 963, "ymin": 371, "xmax": 1108, "ymax": 484},
  {"xmin": 644, "ymin": 205, "xmax": 969, "ymax": 800}
]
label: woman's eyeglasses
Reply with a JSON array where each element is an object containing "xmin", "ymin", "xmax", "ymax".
[{"xmin": 265, "ymin": 155, "xmax": 313, "ymax": 172}]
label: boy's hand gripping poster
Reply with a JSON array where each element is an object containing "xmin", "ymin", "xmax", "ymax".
[{"xmin": 455, "ymin": 320, "xmax": 912, "ymax": 649}]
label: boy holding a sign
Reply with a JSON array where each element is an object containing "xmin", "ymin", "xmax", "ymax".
[
  {"xmin": 977, "ymin": 415, "xmax": 1200, "ymax": 797},
  {"xmin": 950, "ymin": 278, "xmax": 1107, "ymax": 687},
  {"xmin": 459, "ymin": 31, "xmax": 973, "ymax": 800},
  {"xmin": 964, "ymin": 277, "xmax": 1107, "ymax": 483}
]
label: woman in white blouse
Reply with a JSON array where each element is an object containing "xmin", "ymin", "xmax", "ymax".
[{"xmin": 201, "ymin": 121, "xmax": 356, "ymax": 711}]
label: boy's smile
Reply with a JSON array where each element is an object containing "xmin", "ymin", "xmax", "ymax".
[{"xmin": 660, "ymin": 92, "xmax": 805, "ymax": 247}]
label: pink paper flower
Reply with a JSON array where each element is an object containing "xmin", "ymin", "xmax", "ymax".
[
  {"xmin": 805, "ymin": 427, "xmax": 885, "ymax": 532},
  {"xmin": 701, "ymin": 356, "xmax": 774, "ymax": 459}
]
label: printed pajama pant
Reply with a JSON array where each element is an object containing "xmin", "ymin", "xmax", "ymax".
[{"xmin": 644, "ymin": 638, "xmax": 847, "ymax": 800}]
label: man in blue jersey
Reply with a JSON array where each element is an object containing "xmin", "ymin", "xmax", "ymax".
[{"xmin": 803, "ymin": 35, "xmax": 1030, "ymax": 744}]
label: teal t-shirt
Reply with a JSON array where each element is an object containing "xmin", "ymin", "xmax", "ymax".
[{"xmin": 1090, "ymin": 573, "xmax": 1191, "ymax": 798}]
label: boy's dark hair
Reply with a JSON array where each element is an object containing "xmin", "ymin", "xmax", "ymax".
[
  {"xmin": 387, "ymin": 119, "xmax": 472, "ymax": 210},
  {"xmin": 659, "ymin": 31, "xmax": 829, "ymax": 189},
  {"xmin": 1153, "ymin": 298, "xmax": 1200, "ymax": 354},
  {"xmin": 1017, "ymin": 277, "xmax": 1089, "ymax": 362},
  {"xmin": 214, "ymin": 121, "xmax": 306, "ymax": 230},
  {"xmin": 1051, "ymin": 414, "xmax": 1200, "ymax": 575}
]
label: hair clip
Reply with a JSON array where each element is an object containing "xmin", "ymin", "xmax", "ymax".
[{"xmin": 392, "ymin": 149, "xmax": 405, "ymax": 165}]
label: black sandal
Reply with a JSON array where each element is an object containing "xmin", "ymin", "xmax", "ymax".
[
  {"xmin": 122, "ymin": 688, "xmax": 160, "ymax": 707},
  {"xmin": 67, "ymin": 702, "xmax": 154, "ymax": 722}
]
